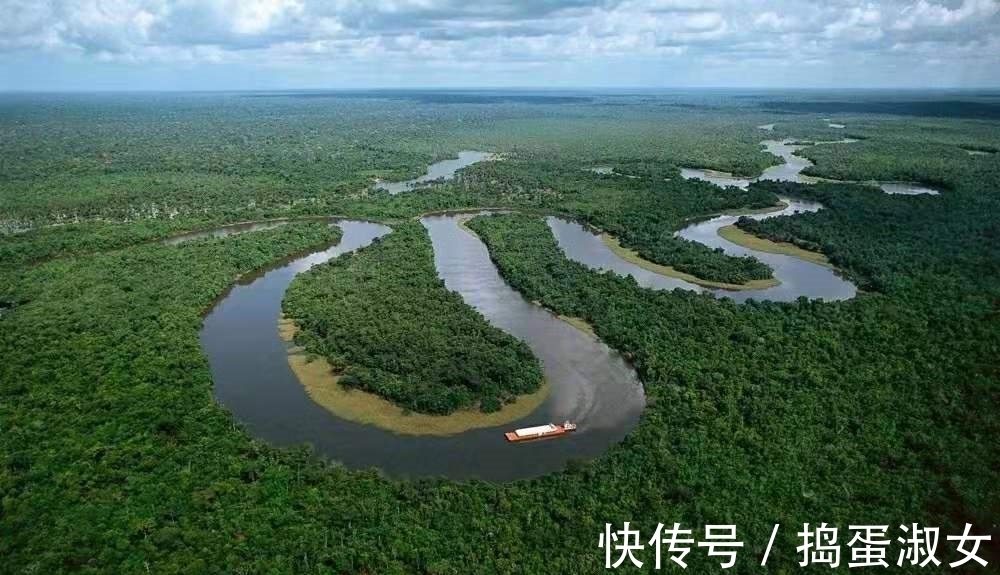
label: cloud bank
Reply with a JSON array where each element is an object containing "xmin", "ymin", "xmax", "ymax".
[{"xmin": 1, "ymin": 0, "xmax": 998, "ymax": 89}]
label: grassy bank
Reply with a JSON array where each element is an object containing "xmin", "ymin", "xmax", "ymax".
[
  {"xmin": 718, "ymin": 224, "xmax": 832, "ymax": 267},
  {"xmin": 279, "ymin": 317, "xmax": 550, "ymax": 435},
  {"xmin": 599, "ymin": 233, "xmax": 780, "ymax": 290}
]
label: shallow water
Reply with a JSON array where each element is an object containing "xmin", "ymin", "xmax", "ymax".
[{"xmin": 375, "ymin": 150, "xmax": 493, "ymax": 194}]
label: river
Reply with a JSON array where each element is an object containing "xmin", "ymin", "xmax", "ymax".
[
  {"xmin": 375, "ymin": 151, "xmax": 494, "ymax": 194},
  {"xmin": 163, "ymin": 220, "xmax": 290, "ymax": 245},
  {"xmin": 682, "ymin": 138, "xmax": 940, "ymax": 195},
  {"xmin": 548, "ymin": 196, "xmax": 857, "ymax": 303},
  {"xmin": 200, "ymin": 216, "xmax": 644, "ymax": 480},
  {"xmin": 197, "ymin": 138, "xmax": 876, "ymax": 480},
  {"xmin": 552, "ymin": 138, "xmax": 860, "ymax": 302}
]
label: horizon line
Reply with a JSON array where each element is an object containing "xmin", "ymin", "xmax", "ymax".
[{"xmin": 3, "ymin": 86, "xmax": 1000, "ymax": 94}]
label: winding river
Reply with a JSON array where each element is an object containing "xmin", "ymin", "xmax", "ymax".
[
  {"xmin": 200, "ymin": 216, "xmax": 644, "ymax": 480},
  {"xmin": 197, "ymin": 136, "xmax": 883, "ymax": 479},
  {"xmin": 682, "ymin": 139, "xmax": 940, "ymax": 195},
  {"xmin": 681, "ymin": 139, "xmax": 851, "ymax": 188},
  {"xmin": 548, "ymin": 197, "xmax": 856, "ymax": 303},
  {"xmin": 552, "ymin": 138, "xmax": 859, "ymax": 302},
  {"xmin": 375, "ymin": 151, "xmax": 494, "ymax": 194}
]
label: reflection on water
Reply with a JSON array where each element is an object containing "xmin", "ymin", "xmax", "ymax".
[
  {"xmin": 680, "ymin": 168, "xmax": 753, "ymax": 189},
  {"xmin": 879, "ymin": 182, "xmax": 940, "ymax": 196},
  {"xmin": 203, "ymin": 216, "xmax": 645, "ymax": 480},
  {"xmin": 375, "ymin": 151, "xmax": 494, "ymax": 194},
  {"xmin": 164, "ymin": 221, "xmax": 289, "ymax": 245}
]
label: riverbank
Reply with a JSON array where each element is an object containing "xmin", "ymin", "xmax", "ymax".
[
  {"xmin": 711, "ymin": 201, "xmax": 789, "ymax": 217},
  {"xmin": 557, "ymin": 315, "xmax": 596, "ymax": 337},
  {"xmin": 598, "ymin": 233, "xmax": 780, "ymax": 291},
  {"xmin": 717, "ymin": 224, "xmax": 832, "ymax": 267}
]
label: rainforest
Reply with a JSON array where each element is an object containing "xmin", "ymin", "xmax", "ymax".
[
  {"xmin": 282, "ymin": 221, "xmax": 544, "ymax": 415},
  {"xmin": 1, "ymin": 90, "xmax": 999, "ymax": 573}
]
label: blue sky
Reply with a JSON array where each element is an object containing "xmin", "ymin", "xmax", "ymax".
[{"xmin": 2, "ymin": 0, "xmax": 999, "ymax": 91}]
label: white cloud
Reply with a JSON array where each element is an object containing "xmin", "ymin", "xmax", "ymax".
[
  {"xmin": 823, "ymin": 4, "xmax": 883, "ymax": 42},
  {"xmin": 225, "ymin": 0, "xmax": 304, "ymax": 35},
  {"xmin": 894, "ymin": 0, "xmax": 999, "ymax": 31},
  {"xmin": 682, "ymin": 11, "xmax": 724, "ymax": 32},
  {"xmin": 754, "ymin": 11, "xmax": 798, "ymax": 31},
  {"xmin": 0, "ymin": 0, "xmax": 997, "ymax": 87}
]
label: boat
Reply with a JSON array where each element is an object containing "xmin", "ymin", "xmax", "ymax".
[{"xmin": 505, "ymin": 421, "xmax": 577, "ymax": 442}]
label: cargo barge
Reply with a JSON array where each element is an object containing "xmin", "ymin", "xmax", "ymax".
[{"xmin": 505, "ymin": 421, "xmax": 577, "ymax": 442}]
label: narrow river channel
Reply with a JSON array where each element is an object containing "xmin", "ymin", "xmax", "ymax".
[
  {"xmin": 375, "ymin": 151, "xmax": 494, "ymax": 194},
  {"xmin": 553, "ymin": 138, "xmax": 861, "ymax": 302},
  {"xmin": 548, "ymin": 196, "xmax": 857, "ymax": 303}
]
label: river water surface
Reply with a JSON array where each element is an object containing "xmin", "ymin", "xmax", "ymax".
[
  {"xmin": 551, "ymin": 138, "xmax": 859, "ymax": 302},
  {"xmin": 375, "ymin": 151, "xmax": 494, "ymax": 194},
  {"xmin": 198, "ymin": 137, "xmax": 879, "ymax": 479},
  {"xmin": 548, "ymin": 196, "xmax": 857, "ymax": 303},
  {"xmin": 879, "ymin": 182, "xmax": 941, "ymax": 195},
  {"xmin": 201, "ymin": 216, "xmax": 644, "ymax": 480},
  {"xmin": 164, "ymin": 221, "xmax": 289, "ymax": 245},
  {"xmin": 682, "ymin": 138, "xmax": 939, "ymax": 195}
]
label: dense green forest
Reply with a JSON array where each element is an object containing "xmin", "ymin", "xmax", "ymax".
[
  {"xmin": 0, "ymin": 92, "xmax": 859, "ymax": 286},
  {"xmin": 1, "ymin": 91, "xmax": 998, "ymax": 572},
  {"xmin": 283, "ymin": 221, "xmax": 542, "ymax": 414},
  {"xmin": 467, "ymin": 207, "xmax": 998, "ymax": 568},
  {"xmin": 737, "ymin": 179, "xmax": 1000, "ymax": 294},
  {"xmin": 438, "ymin": 157, "xmax": 783, "ymax": 283}
]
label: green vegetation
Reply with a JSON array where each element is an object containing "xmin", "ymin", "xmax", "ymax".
[
  {"xmin": 0, "ymin": 93, "xmax": 790, "ymax": 287},
  {"xmin": 468, "ymin": 207, "xmax": 998, "ymax": 569},
  {"xmin": 1, "ymin": 218, "xmax": 207, "ymax": 271},
  {"xmin": 283, "ymin": 221, "xmax": 543, "ymax": 415},
  {"xmin": 455, "ymin": 156, "xmax": 783, "ymax": 283},
  {"xmin": 738, "ymin": 178, "xmax": 1000, "ymax": 294},
  {"xmin": 2, "ymin": 91, "xmax": 999, "ymax": 572},
  {"xmin": 285, "ymin": 347, "xmax": 551, "ymax": 436},
  {"xmin": 599, "ymin": 231, "xmax": 780, "ymax": 290},
  {"xmin": 587, "ymin": 180, "xmax": 779, "ymax": 284}
]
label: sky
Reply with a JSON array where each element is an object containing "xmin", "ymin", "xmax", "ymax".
[{"xmin": 1, "ymin": 0, "xmax": 999, "ymax": 91}]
